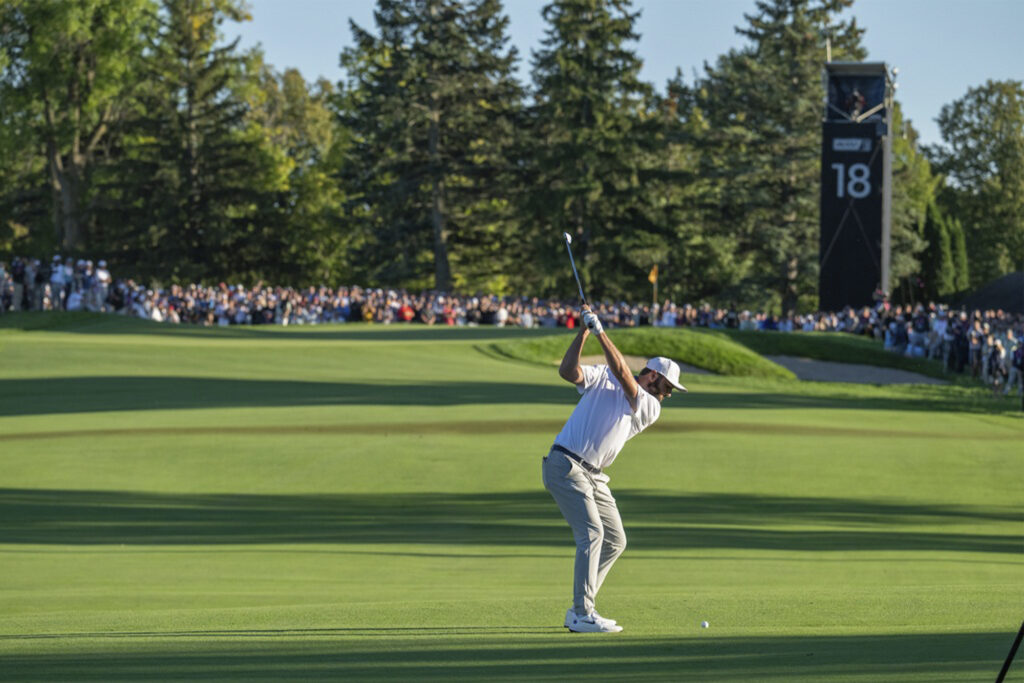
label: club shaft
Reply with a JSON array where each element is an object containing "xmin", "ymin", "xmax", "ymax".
[
  {"xmin": 564, "ymin": 243, "xmax": 587, "ymax": 306},
  {"xmin": 996, "ymin": 621, "xmax": 1024, "ymax": 683}
]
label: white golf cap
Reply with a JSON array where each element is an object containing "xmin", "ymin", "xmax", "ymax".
[{"xmin": 646, "ymin": 356, "xmax": 687, "ymax": 392}]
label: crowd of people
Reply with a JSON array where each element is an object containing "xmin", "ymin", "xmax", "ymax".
[{"xmin": 2, "ymin": 254, "xmax": 1022, "ymax": 395}]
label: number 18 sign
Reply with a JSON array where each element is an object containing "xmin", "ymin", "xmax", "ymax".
[{"xmin": 819, "ymin": 121, "xmax": 885, "ymax": 310}]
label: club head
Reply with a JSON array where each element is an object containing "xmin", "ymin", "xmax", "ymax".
[{"xmin": 563, "ymin": 232, "xmax": 572, "ymax": 245}]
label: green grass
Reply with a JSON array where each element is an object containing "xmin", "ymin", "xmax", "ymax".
[
  {"xmin": 488, "ymin": 326, "xmax": 796, "ymax": 379},
  {"xmin": 1, "ymin": 312, "xmax": 1021, "ymax": 681},
  {"xmin": 719, "ymin": 328, "xmax": 972, "ymax": 384},
  {"xmin": 486, "ymin": 323, "xmax": 976, "ymax": 386}
]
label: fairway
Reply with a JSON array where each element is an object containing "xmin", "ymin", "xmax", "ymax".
[{"xmin": 1, "ymin": 316, "xmax": 1022, "ymax": 681}]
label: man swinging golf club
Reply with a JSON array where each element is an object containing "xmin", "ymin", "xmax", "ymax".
[{"xmin": 543, "ymin": 301, "xmax": 686, "ymax": 633}]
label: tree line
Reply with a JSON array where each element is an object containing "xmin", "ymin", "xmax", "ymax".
[{"xmin": 1, "ymin": 0, "xmax": 1021, "ymax": 311}]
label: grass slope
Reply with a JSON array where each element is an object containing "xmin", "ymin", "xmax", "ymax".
[
  {"xmin": 719, "ymin": 329, "xmax": 970, "ymax": 384},
  {"xmin": 488, "ymin": 326, "xmax": 795, "ymax": 379},
  {"xmin": 0, "ymin": 313, "xmax": 1021, "ymax": 681}
]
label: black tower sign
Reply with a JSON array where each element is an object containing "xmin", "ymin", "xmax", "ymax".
[{"xmin": 819, "ymin": 62, "xmax": 894, "ymax": 310}]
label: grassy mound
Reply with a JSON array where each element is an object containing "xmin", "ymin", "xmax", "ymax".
[
  {"xmin": 718, "ymin": 329, "xmax": 969, "ymax": 384},
  {"xmin": 487, "ymin": 326, "xmax": 796, "ymax": 380}
]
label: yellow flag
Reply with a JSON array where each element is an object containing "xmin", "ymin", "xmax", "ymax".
[{"xmin": 648, "ymin": 264, "xmax": 658, "ymax": 284}]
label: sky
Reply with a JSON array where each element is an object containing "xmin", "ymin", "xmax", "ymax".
[{"xmin": 229, "ymin": 0, "xmax": 1024, "ymax": 148}]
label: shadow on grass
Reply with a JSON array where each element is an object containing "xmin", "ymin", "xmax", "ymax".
[
  {"xmin": 0, "ymin": 376, "xmax": 576, "ymax": 416},
  {"xmin": 0, "ymin": 376, "xmax": 1006, "ymax": 417},
  {"xmin": 0, "ymin": 488, "xmax": 1018, "ymax": 554},
  {"xmin": 0, "ymin": 626, "xmax": 565, "ymax": 640},
  {"xmin": 0, "ymin": 632, "xmax": 1010, "ymax": 680},
  {"xmin": 0, "ymin": 311, "xmax": 563, "ymax": 342},
  {"xmin": 4, "ymin": 418, "xmax": 1020, "ymax": 443}
]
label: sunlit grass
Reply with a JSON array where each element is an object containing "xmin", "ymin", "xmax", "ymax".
[{"xmin": 0, "ymin": 312, "xmax": 1020, "ymax": 680}]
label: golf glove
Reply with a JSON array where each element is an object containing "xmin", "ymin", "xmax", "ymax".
[{"xmin": 583, "ymin": 311, "xmax": 604, "ymax": 335}]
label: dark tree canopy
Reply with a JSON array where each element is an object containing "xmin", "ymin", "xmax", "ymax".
[{"xmin": 0, "ymin": 0, "xmax": 1009, "ymax": 309}]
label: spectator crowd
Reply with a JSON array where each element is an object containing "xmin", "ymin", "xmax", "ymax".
[{"xmin": 2, "ymin": 254, "xmax": 1022, "ymax": 396}]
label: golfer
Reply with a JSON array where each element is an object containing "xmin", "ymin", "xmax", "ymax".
[{"xmin": 543, "ymin": 305, "xmax": 685, "ymax": 633}]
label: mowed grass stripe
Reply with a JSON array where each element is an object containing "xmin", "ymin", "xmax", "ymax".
[
  {"xmin": 1, "ymin": 420, "xmax": 1021, "ymax": 442},
  {"xmin": 2, "ymin": 314, "xmax": 1022, "ymax": 680},
  {"xmin": 1, "ymin": 487, "xmax": 1018, "ymax": 551},
  {"xmin": 0, "ymin": 632, "xmax": 1013, "ymax": 681}
]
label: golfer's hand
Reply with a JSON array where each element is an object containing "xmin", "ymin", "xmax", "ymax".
[{"xmin": 583, "ymin": 310, "xmax": 604, "ymax": 335}]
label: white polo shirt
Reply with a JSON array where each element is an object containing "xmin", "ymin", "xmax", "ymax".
[{"xmin": 554, "ymin": 364, "xmax": 661, "ymax": 470}]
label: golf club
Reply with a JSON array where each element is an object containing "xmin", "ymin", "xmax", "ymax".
[
  {"xmin": 996, "ymin": 620, "xmax": 1024, "ymax": 682},
  {"xmin": 562, "ymin": 232, "xmax": 588, "ymax": 307}
]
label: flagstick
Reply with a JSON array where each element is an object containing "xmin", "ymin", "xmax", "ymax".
[{"xmin": 650, "ymin": 263, "xmax": 658, "ymax": 311}]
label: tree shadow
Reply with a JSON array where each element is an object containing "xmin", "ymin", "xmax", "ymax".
[
  {"xmin": 0, "ymin": 312, "xmax": 563, "ymax": 342},
  {"xmin": 0, "ymin": 632, "xmax": 1010, "ymax": 680},
  {"xmin": 0, "ymin": 488, "xmax": 1017, "ymax": 554},
  {"xmin": 1, "ymin": 376, "xmax": 1006, "ymax": 417},
  {"xmin": 0, "ymin": 376, "xmax": 577, "ymax": 416},
  {"xmin": 0, "ymin": 626, "xmax": 564, "ymax": 641}
]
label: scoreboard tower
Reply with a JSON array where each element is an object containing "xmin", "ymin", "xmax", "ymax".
[{"xmin": 819, "ymin": 62, "xmax": 895, "ymax": 310}]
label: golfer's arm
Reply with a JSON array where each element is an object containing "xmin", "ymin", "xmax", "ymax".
[
  {"xmin": 595, "ymin": 332, "xmax": 640, "ymax": 407},
  {"xmin": 558, "ymin": 328, "xmax": 588, "ymax": 385}
]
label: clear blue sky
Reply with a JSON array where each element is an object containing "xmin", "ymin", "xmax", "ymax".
[{"xmin": 230, "ymin": 0, "xmax": 1023, "ymax": 148}]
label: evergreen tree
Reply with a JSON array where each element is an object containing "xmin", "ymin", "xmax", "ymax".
[
  {"xmin": 339, "ymin": 0, "xmax": 524, "ymax": 292},
  {"xmin": 888, "ymin": 103, "xmax": 931, "ymax": 296},
  {"xmin": 100, "ymin": 0, "xmax": 289, "ymax": 282},
  {"xmin": 525, "ymin": 0, "xmax": 665, "ymax": 300},
  {"xmin": 949, "ymin": 214, "xmax": 970, "ymax": 293},
  {"xmin": 660, "ymin": 73, "xmax": 745, "ymax": 304},
  {"xmin": 681, "ymin": 0, "xmax": 865, "ymax": 311},
  {"xmin": 919, "ymin": 200, "xmax": 953, "ymax": 299}
]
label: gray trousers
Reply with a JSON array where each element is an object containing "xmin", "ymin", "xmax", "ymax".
[{"xmin": 542, "ymin": 449, "xmax": 627, "ymax": 616}]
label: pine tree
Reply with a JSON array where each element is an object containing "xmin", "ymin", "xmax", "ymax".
[
  {"xmin": 654, "ymin": 75, "xmax": 726, "ymax": 304},
  {"xmin": 919, "ymin": 200, "xmax": 953, "ymax": 299},
  {"xmin": 98, "ymin": 0, "xmax": 289, "ymax": 282},
  {"xmin": 525, "ymin": 0, "xmax": 665, "ymax": 300},
  {"xmin": 683, "ymin": 0, "xmax": 865, "ymax": 311},
  {"xmin": 949, "ymin": 214, "xmax": 970, "ymax": 293},
  {"xmin": 888, "ymin": 104, "xmax": 932, "ymax": 296},
  {"xmin": 339, "ymin": 0, "xmax": 524, "ymax": 292}
]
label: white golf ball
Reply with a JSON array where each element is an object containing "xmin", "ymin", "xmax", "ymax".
[{"xmin": 701, "ymin": 620, "xmax": 709, "ymax": 628}]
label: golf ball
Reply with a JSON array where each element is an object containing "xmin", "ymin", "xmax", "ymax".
[{"xmin": 701, "ymin": 621, "xmax": 709, "ymax": 628}]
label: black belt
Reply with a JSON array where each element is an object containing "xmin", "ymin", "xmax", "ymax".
[{"xmin": 551, "ymin": 444, "xmax": 602, "ymax": 474}]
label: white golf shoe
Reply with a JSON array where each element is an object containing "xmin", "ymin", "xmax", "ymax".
[
  {"xmin": 565, "ymin": 609, "xmax": 623, "ymax": 633},
  {"xmin": 564, "ymin": 607, "xmax": 617, "ymax": 627}
]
